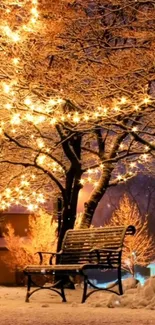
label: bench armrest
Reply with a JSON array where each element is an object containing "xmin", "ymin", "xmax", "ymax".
[{"xmin": 35, "ymin": 250, "xmax": 63, "ymax": 265}]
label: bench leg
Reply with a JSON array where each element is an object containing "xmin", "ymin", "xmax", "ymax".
[
  {"xmin": 25, "ymin": 274, "xmax": 31, "ymax": 302},
  {"xmin": 81, "ymin": 276, "xmax": 88, "ymax": 303},
  {"xmin": 118, "ymin": 267, "xmax": 123, "ymax": 295},
  {"xmin": 60, "ymin": 280, "xmax": 67, "ymax": 302}
]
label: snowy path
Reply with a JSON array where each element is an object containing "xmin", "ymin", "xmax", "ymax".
[{"xmin": 0, "ymin": 286, "xmax": 154, "ymax": 325}]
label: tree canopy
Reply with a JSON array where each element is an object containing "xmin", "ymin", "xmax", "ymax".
[{"xmin": 0, "ymin": 1, "xmax": 155, "ymax": 245}]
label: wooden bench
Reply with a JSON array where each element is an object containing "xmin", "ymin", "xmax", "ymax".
[{"xmin": 23, "ymin": 225, "xmax": 136, "ymax": 303}]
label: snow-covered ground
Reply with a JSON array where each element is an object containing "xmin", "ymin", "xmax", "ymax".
[{"xmin": 0, "ymin": 277, "xmax": 155, "ymax": 325}]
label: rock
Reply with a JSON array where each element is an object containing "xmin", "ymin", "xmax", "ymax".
[
  {"xmin": 93, "ymin": 302, "xmax": 103, "ymax": 307},
  {"xmin": 120, "ymin": 296, "xmax": 132, "ymax": 307},
  {"xmin": 125, "ymin": 288, "xmax": 137, "ymax": 294},
  {"xmin": 107, "ymin": 294, "xmax": 121, "ymax": 308},
  {"xmin": 147, "ymin": 277, "xmax": 155, "ymax": 292},
  {"xmin": 143, "ymin": 285, "xmax": 154, "ymax": 300},
  {"xmin": 41, "ymin": 304, "xmax": 49, "ymax": 308},
  {"xmin": 143, "ymin": 278, "xmax": 150, "ymax": 287},
  {"xmin": 71, "ymin": 302, "xmax": 78, "ymax": 307},
  {"xmin": 150, "ymin": 296, "xmax": 155, "ymax": 305},
  {"xmin": 137, "ymin": 299, "xmax": 149, "ymax": 307},
  {"xmin": 137, "ymin": 282, "xmax": 142, "ymax": 293},
  {"xmin": 122, "ymin": 277, "xmax": 139, "ymax": 292},
  {"xmin": 145, "ymin": 304, "xmax": 155, "ymax": 310}
]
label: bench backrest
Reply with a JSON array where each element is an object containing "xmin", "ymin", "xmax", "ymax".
[{"xmin": 60, "ymin": 225, "xmax": 135, "ymax": 266}]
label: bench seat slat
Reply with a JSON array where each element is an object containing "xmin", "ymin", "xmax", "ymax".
[{"xmin": 24, "ymin": 262, "xmax": 120, "ymax": 273}]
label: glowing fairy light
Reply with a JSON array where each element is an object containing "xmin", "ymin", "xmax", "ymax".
[
  {"xmin": 119, "ymin": 143, "xmax": 124, "ymax": 149},
  {"xmin": 5, "ymin": 188, "xmax": 11, "ymax": 198},
  {"xmin": 33, "ymin": 114, "xmax": 46, "ymax": 124},
  {"xmin": 11, "ymin": 33, "xmax": 20, "ymax": 42},
  {"xmin": 3, "ymin": 83, "xmax": 10, "ymax": 93},
  {"xmin": 50, "ymin": 117, "xmax": 57, "ymax": 125},
  {"xmin": 132, "ymin": 126, "xmax": 138, "ymax": 132},
  {"xmin": 28, "ymin": 204, "xmax": 34, "ymax": 211},
  {"xmin": 46, "ymin": 148, "xmax": 50, "ymax": 153},
  {"xmin": 5, "ymin": 103, "xmax": 12, "ymax": 110},
  {"xmin": 25, "ymin": 113, "xmax": 34, "ymax": 122},
  {"xmin": 31, "ymin": 7, "xmax": 39, "ymax": 17},
  {"xmin": 143, "ymin": 97, "xmax": 150, "ymax": 104},
  {"xmin": 141, "ymin": 153, "xmax": 148, "ymax": 161},
  {"xmin": 94, "ymin": 112, "xmax": 100, "ymax": 118},
  {"xmin": 30, "ymin": 17, "xmax": 37, "ymax": 24},
  {"xmin": 3, "ymin": 25, "xmax": 11, "ymax": 36},
  {"xmin": 114, "ymin": 106, "xmax": 120, "ymax": 112},
  {"xmin": 48, "ymin": 99, "xmax": 57, "ymax": 106},
  {"xmin": 57, "ymin": 98, "xmax": 64, "ymax": 104},
  {"xmin": 36, "ymin": 196, "xmax": 45, "ymax": 204},
  {"xmin": 37, "ymin": 155, "xmax": 46, "ymax": 165},
  {"xmin": 24, "ymin": 98, "xmax": 32, "ymax": 106},
  {"xmin": 120, "ymin": 97, "xmax": 127, "ymax": 104},
  {"xmin": 11, "ymin": 113, "xmax": 21, "ymax": 125},
  {"xmin": 134, "ymin": 105, "xmax": 139, "ymax": 110},
  {"xmin": 21, "ymin": 180, "xmax": 29, "ymax": 187},
  {"xmin": 37, "ymin": 139, "xmax": 44, "ymax": 148},
  {"xmin": 12, "ymin": 58, "xmax": 19, "ymax": 65},
  {"xmin": 73, "ymin": 116, "xmax": 80, "ymax": 123},
  {"xmin": 80, "ymin": 179, "xmax": 85, "ymax": 185},
  {"xmin": 130, "ymin": 162, "xmax": 136, "ymax": 168},
  {"xmin": 84, "ymin": 114, "xmax": 89, "ymax": 121},
  {"xmin": 22, "ymin": 25, "xmax": 32, "ymax": 32},
  {"xmin": 103, "ymin": 108, "xmax": 108, "ymax": 115}
]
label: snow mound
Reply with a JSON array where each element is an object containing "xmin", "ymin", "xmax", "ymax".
[{"xmin": 106, "ymin": 276, "xmax": 155, "ymax": 309}]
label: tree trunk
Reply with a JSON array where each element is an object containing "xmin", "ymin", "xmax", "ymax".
[
  {"xmin": 80, "ymin": 163, "xmax": 113, "ymax": 228},
  {"xmin": 55, "ymin": 200, "xmax": 80, "ymax": 289},
  {"xmin": 56, "ymin": 206, "xmax": 75, "ymax": 252}
]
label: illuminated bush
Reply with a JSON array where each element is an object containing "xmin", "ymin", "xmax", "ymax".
[
  {"xmin": 105, "ymin": 194, "xmax": 155, "ymax": 275},
  {"xmin": 3, "ymin": 210, "xmax": 57, "ymax": 271}
]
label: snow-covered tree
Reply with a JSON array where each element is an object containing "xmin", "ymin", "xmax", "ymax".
[{"xmin": 0, "ymin": 1, "xmax": 155, "ymax": 248}]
